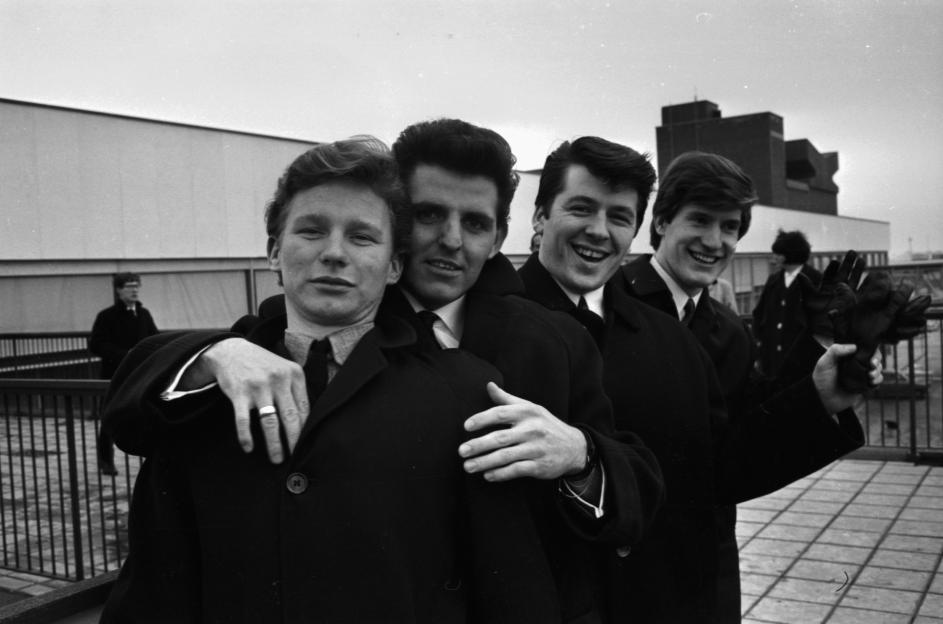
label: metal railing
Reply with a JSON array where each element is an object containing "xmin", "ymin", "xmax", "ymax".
[
  {"xmin": 855, "ymin": 310, "xmax": 943, "ymax": 463},
  {"xmin": 0, "ymin": 379, "xmax": 141, "ymax": 581},
  {"xmin": 0, "ymin": 334, "xmax": 98, "ymax": 379}
]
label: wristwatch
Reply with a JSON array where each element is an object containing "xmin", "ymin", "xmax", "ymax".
[{"xmin": 568, "ymin": 429, "xmax": 598, "ymax": 481}]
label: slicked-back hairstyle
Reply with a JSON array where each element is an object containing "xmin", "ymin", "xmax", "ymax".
[
  {"xmin": 113, "ymin": 273, "xmax": 141, "ymax": 289},
  {"xmin": 264, "ymin": 136, "xmax": 409, "ymax": 254},
  {"xmin": 535, "ymin": 136, "xmax": 656, "ymax": 226},
  {"xmin": 649, "ymin": 151, "xmax": 757, "ymax": 249},
  {"xmin": 771, "ymin": 229, "xmax": 812, "ymax": 265},
  {"xmin": 392, "ymin": 118, "xmax": 519, "ymax": 233}
]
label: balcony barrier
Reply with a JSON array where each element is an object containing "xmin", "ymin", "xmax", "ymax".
[
  {"xmin": 0, "ymin": 334, "xmax": 98, "ymax": 380},
  {"xmin": 0, "ymin": 380, "xmax": 140, "ymax": 582}
]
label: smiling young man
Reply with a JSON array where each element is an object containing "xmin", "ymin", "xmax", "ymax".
[
  {"xmin": 520, "ymin": 138, "xmax": 879, "ymax": 623},
  {"xmin": 101, "ymin": 138, "xmax": 569, "ymax": 623}
]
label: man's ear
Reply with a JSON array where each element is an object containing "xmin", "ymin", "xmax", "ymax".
[
  {"xmin": 531, "ymin": 206, "xmax": 546, "ymax": 234},
  {"xmin": 489, "ymin": 227, "xmax": 508, "ymax": 259},
  {"xmin": 387, "ymin": 253, "xmax": 404, "ymax": 285},
  {"xmin": 267, "ymin": 236, "xmax": 282, "ymax": 272},
  {"xmin": 653, "ymin": 215, "xmax": 667, "ymax": 236}
]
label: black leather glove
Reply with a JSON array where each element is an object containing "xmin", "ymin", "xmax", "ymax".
[
  {"xmin": 799, "ymin": 250, "xmax": 866, "ymax": 338},
  {"xmin": 832, "ymin": 272, "xmax": 913, "ymax": 393},
  {"xmin": 879, "ymin": 290, "xmax": 931, "ymax": 343}
]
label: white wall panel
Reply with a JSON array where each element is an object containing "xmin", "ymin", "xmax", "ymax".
[
  {"xmin": 0, "ymin": 106, "xmax": 41, "ymax": 258},
  {"xmin": 1, "ymin": 100, "xmax": 316, "ymax": 261}
]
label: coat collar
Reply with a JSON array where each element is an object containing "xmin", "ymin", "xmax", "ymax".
[
  {"xmin": 470, "ymin": 252, "xmax": 525, "ymax": 297},
  {"xmin": 518, "ymin": 253, "xmax": 643, "ymax": 332},
  {"xmin": 245, "ymin": 310, "xmax": 418, "ymax": 449},
  {"xmin": 622, "ymin": 254, "xmax": 720, "ymax": 335}
]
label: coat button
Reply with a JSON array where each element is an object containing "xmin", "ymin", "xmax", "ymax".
[
  {"xmin": 616, "ymin": 546, "xmax": 632, "ymax": 558},
  {"xmin": 286, "ymin": 473, "xmax": 308, "ymax": 494},
  {"xmin": 781, "ymin": 300, "xmax": 786, "ymax": 306},
  {"xmin": 777, "ymin": 323, "xmax": 783, "ymax": 330},
  {"xmin": 776, "ymin": 345, "xmax": 782, "ymax": 352}
]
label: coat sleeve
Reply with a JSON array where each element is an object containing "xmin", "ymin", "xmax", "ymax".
[
  {"xmin": 88, "ymin": 309, "xmax": 128, "ymax": 364},
  {"xmin": 713, "ymin": 340, "xmax": 864, "ymax": 504},
  {"xmin": 142, "ymin": 308, "xmax": 159, "ymax": 337},
  {"xmin": 551, "ymin": 312, "xmax": 665, "ymax": 548},
  {"xmin": 102, "ymin": 330, "xmax": 240, "ymax": 456}
]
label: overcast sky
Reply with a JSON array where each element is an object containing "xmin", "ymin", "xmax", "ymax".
[{"xmin": 2, "ymin": 0, "xmax": 941, "ymax": 257}]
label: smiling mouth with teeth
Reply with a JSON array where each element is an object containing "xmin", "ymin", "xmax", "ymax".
[
  {"xmin": 689, "ymin": 250, "xmax": 719, "ymax": 265},
  {"xmin": 428, "ymin": 259, "xmax": 462, "ymax": 272},
  {"xmin": 573, "ymin": 245, "xmax": 608, "ymax": 262}
]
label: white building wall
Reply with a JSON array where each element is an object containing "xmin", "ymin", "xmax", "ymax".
[{"xmin": 0, "ymin": 99, "xmax": 316, "ymax": 262}]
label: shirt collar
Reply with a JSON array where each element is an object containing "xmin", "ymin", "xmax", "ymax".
[
  {"xmin": 554, "ymin": 279, "xmax": 605, "ymax": 318},
  {"xmin": 400, "ymin": 288, "xmax": 466, "ymax": 346},
  {"xmin": 283, "ymin": 322, "xmax": 373, "ymax": 367},
  {"xmin": 783, "ymin": 265, "xmax": 802, "ymax": 287},
  {"xmin": 649, "ymin": 256, "xmax": 702, "ymax": 320}
]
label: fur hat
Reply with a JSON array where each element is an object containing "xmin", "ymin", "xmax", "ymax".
[{"xmin": 771, "ymin": 230, "xmax": 811, "ymax": 265}]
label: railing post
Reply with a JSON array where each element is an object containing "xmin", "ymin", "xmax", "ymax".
[
  {"xmin": 63, "ymin": 395, "xmax": 85, "ymax": 581},
  {"xmin": 907, "ymin": 337, "xmax": 918, "ymax": 464}
]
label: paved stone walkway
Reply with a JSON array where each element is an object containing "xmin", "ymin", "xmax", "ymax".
[
  {"xmin": 739, "ymin": 458, "xmax": 943, "ymax": 623},
  {"xmin": 1, "ymin": 457, "xmax": 941, "ymax": 622}
]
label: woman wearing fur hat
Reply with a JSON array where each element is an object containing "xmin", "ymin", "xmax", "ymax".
[{"xmin": 752, "ymin": 230, "xmax": 823, "ymax": 376}]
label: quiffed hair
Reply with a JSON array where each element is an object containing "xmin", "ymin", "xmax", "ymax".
[
  {"xmin": 771, "ymin": 229, "xmax": 812, "ymax": 265},
  {"xmin": 113, "ymin": 273, "xmax": 141, "ymax": 289},
  {"xmin": 392, "ymin": 119, "xmax": 519, "ymax": 233},
  {"xmin": 265, "ymin": 136, "xmax": 409, "ymax": 254},
  {"xmin": 649, "ymin": 151, "xmax": 757, "ymax": 249},
  {"xmin": 535, "ymin": 137, "xmax": 656, "ymax": 225}
]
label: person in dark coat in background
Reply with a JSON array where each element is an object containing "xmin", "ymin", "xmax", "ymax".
[
  {"xmin": 522, "ymin": 137, "xmax": 880, "ymax": 623},
  {"xmin": 101, "ymin": 137, "xmax": 571, "ymax": 623},
  {"xmin": 88, "ymin": 272, "xmax": 158, "ymax": 474},
  {"xmin": 753, "ymin": 229, "xmax": 823, "ymax": 377}
]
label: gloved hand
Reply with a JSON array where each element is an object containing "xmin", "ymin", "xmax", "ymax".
[
  {"xmin": 879, "ymin": 289, "xmax": 931, "ymax": 343},
  {"xmin": 799, "ymin": 250, "xmax": 866, "ymax": 338},
  {"xmin": 831, "ymin": 273, "xmax": 915, "ymax": 393}
]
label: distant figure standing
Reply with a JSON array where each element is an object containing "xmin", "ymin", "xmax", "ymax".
[
  {"xmin": 709, "ymin": 277, "xmax": 738, "ymax": 314},
  {"xmin": 89, "ymin": 272, "xmax": 158, "ymax": 474},
  {"xmin": 752, "ymin": 230, "xmax": 821, "ymax": 376}
]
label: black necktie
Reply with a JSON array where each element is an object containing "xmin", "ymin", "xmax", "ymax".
[
  {"xmin": 416, "ymin": 310, "xmax": 442, "ymax": 348},
  {"xmin": 304, "ymin": 339, "xmax": 331, "ymax": 400},
  {"xmin": 681, "ymin": 298, "xmax": 696, "ymax": 326},
  {"xmin": 574, "ymin": 296, "xmax": 605, "ymax": 347}
]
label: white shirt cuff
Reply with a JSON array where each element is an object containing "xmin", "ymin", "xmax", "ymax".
[
  {"xmin": 560, "ymin": 464, "xmax": 606, "ymax": 519},
  {"xmin": 160, "ymin": 345, "xmax": 218, "ymax": 400}
]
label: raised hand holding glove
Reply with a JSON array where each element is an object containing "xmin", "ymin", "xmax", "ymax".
[
  {"xmin": 832, "ymin": 273, "xmax": 912, "ymax": 393},
  {"xmin": 799, "ymin": 250, "xmax": 866, "ymax": 338}
]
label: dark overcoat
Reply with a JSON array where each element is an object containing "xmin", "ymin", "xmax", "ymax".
[
  {"xmin": 101, "ymin": 314, "xmax": 566, "ymax": 624},
  {"xmin": 380, "ymin": 254, "xmax": 665, "ymax": 622},
  {"xmin": 752, "ymin": 264, "xmax": 823, "ymax": 377},
  {"xmin": 88, "ymin": 301, "xmax": 159, "ymax": 378},
  {"xmin": 520, "ymin": 254, "xmax": 864, "ymax": 623}
]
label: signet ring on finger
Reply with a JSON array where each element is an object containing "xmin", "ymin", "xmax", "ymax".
[{"xmin": 257, "ymin": 405, "xmax": 278, "ymax": 417}]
